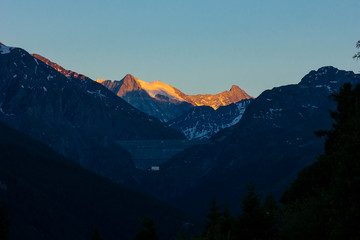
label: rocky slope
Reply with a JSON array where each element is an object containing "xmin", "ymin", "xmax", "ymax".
[
  {"xmin": 97, "ymin": 76, "xmax": 253, "ymax": 122},
  {"xmin": 31, "ymin": 53, "xmax": 89, "ymax": 80},
  {"xmin": 0, "ymin": 43, "xmax": 183, "ymax": 185},
  {"xmin": 168, "ymin": 99, "xmax": 253, "ymax": 139},
  {"xmin": 182, "ymin": 85, "xmax": 252, "ymax": 109},
  {"xmin": 97, "ymin": 75, "xmax": 193, "ymax": 122}
]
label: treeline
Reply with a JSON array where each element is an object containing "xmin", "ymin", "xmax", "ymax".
[{"xmin": 196, "ymin": 185, "xmax": 278, "ymax": 240}]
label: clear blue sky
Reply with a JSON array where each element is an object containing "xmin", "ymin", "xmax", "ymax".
[{"xmin": 2, "ymin": 0, "xmax": 359, "ymax": 96}]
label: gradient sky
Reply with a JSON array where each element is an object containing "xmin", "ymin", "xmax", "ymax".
[{"xmin": 2, "ymin": 0, "xmax": 359, "ymax": 96}]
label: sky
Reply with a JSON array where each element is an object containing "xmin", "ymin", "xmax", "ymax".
[{"xmin": 1, "ymin": 0, "xmax": 359, "ymax": 97}]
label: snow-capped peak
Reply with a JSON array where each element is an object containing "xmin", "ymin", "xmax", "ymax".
[
  {"xmin": 95, "ymin": 79, "xmax": 107, "ymax": 84},
  {"xmin": 136, "ymin": 79, "xmax": 185, "ymax": 101},
  {"xmin": 0, "ymin": 43, "xmax": 12, "ymax": 54}
]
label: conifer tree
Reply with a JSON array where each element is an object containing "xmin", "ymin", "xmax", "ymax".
[
  {"xmin": 220, "ymin": 205, "xmax": 235, "ymax": 240},
  {"xmin": 133, "ymin": 217, "xmax": 160, "ymax": 240},
  {"xmin": 280, "ymin": 83, "xmax": 360, "ymax": 239},
  {"xmin": 0, "ymin": 205, "xmax": 10, "ymax": 240},
  {"xmin": 235, "ymin": 182, "xmax": 265, "ymax": 239},
  {"xmin": 353, "ymin": 40, "xmax": 360, "ymax": 61},
  {"xmin": 201, "ymin": 199, "xmax": 223, "ymax": 240},
  {"xmin": 89, "ymin": 228, "xmax": 103, "ymax": 240}
]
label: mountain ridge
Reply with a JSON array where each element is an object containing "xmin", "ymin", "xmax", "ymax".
[
  {"xmin": 136, "ymin": 66, "xmax": 360, "ymax": 218},
  {"xmin": 0, "ymin": 43, "xmax": 184, "ymax": 187},
  {"xmin": 97, "ymin": 75, "xmax": 252, "ymax": 110},
  {"xmin": 96, "ymin": 75, "xmax": 194, "ymax": 122},
  {"xmin": 181, "ymin": 84, "xmax": 252, "ymax": 109},
  {"xmin": 31, "ymin": 53, "xmax": 89, "ymax": 80},
  {"xmin": 168, "ymin": 99, "xmax": 253, "ymax": 139}
]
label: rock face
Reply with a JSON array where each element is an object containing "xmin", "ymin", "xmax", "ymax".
[
  {"xmin": 0, "ymin": 43, "xmax": 184, "ymax": 185},
  {"xmin": 137, "ymin": 66, "xmax": 360, "ymax": 218},
  {"xmin": 31, "ymin": 53, "xmax": 89, "ymax": 80},
  {"xmin": 168, "ymin": 99, "xmax": 253, "ymax": 139},
  {"xmin": 97, "ymin": 75, "xmax": 254, "ymax": 138},
  {"xmin": 182, "ymin": 85, "xmax": 252, "ymax": 109},
  {"xmin": 97, "ymin": 76, "xmax": 253, "ymax": 122},
  {"xmin": 97, "ymin": 75, "xmax": 194, "ymax": 122}
]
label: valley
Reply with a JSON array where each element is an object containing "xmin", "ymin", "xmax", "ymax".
[{"xmin": 117, "ymin": 139, "xmax": 209, "ymax": 170}]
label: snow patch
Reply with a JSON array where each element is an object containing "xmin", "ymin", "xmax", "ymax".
[
  {"xmin": 95, "ymin": 79, "xmax": 107, "ymax": 83},
  {"xmin": 137, "ymin": 79, "xmax": 186, "ymax": 102},
  {"xmin": 0, "ymin": 44, "xmax": 11, "ymax": 54},
  {"xmin": 87, "ymin": 90, "xmax": 106, "ymax": 98},
  {"xmin": 269, "ymin": 108, "xmax": 282, "ymax": 113},
  {"xmin": 0, "ymin": 106, "xmax": 14, "ymax": 116}
]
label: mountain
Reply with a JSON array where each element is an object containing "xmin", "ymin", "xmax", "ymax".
[
  {"xmin": 96, "ymin": 76, "xmax": 253, "ymax": 123},
  {"xmin": 0, "ymin": 43, "xmax": 184, "ymax": 186},
  {"xmin": 97, "ymin": 75, "xmax": 194, "ymax": 122},
  {"xmin": 168, "ymin": 99, "xmax": 253, "ymax": 139},
  {"xmin": 136, "ymin": 66, "xmax": 360, "ymax": 218},
  {"xmin": 181, "ymin": 85, "xmax": 252, "ymax": 109},
  {"xmin": 0, "ymin": 120, "xmax": 192, "ymax": 240}
]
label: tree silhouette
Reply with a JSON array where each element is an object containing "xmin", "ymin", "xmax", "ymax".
[
  {"xmin": 133, "ymin": 217, "xmax": 159, "ymax": 240},
  {"xmin": 0, "ymin": 205, "xmax": 10, "ymax": 240},
  {"xmin": 200, "ymin": 199, "xmax": 223, "ymax": 240},
  {"xmin": 353, "ymin": 40, "xmax": 360, "ymax": 60},
  {"xmin": 280, "ymin": 83, "xmax": 360, "ymax": 239},
  {"xmin": 235, "ymin": 182, "xmax": 277, "ymax": 239},
  {"xmin": 89, "ymin": 228, "xmax": 103, "ymax": 240}
]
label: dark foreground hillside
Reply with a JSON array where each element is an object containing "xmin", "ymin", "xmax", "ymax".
[{"xmin": 0, "ymin": 121, "xmax": 192, "ymax": 240}]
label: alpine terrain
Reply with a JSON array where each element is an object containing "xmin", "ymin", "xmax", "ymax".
[
  {"xmin": 97, "ymin": 75, "xmax": 253, "ymax": 138},
  {"xmin": 135, "ymin": 66, "xmax": 360, "ymax": 218},
  {"xmin": 168, "ymin": 99, "xmax": 253, "ymax": 139},
  {"xmin": 0, "ymin": 43, "xmax": 184, "ymax": 186}
]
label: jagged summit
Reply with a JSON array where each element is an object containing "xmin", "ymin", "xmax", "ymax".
[
  {"xmin": 124, "ymin": 73, "xmax": 136, "ymax": 79},
  {"xmin": 95, "ymin": 74, "xmax": 142, "ymax": 97},
  {"xmin": 182, "ymin": 84, "xmax": 253, "ymax": 110},
  {"xmin": 230, "ymin": 84, "xmax": 241, "ymax": 92},
  {"xmin": 118, "ymin": 74, "xmax": 142, "ymax": 96},
  {"xmin": 97, "ymin": 74, "xmax": 252, "ymax": 110},
  {"xmin": 95, "ymin": 75, "xmax": 193, "ymax": 122},
  {"xmin": 121, "ymin": 74, "xmax": 139, "ymax": 85},
  {"xmin": 97, "ymin": 75, "xmax": 186, "ymax": 101}
]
